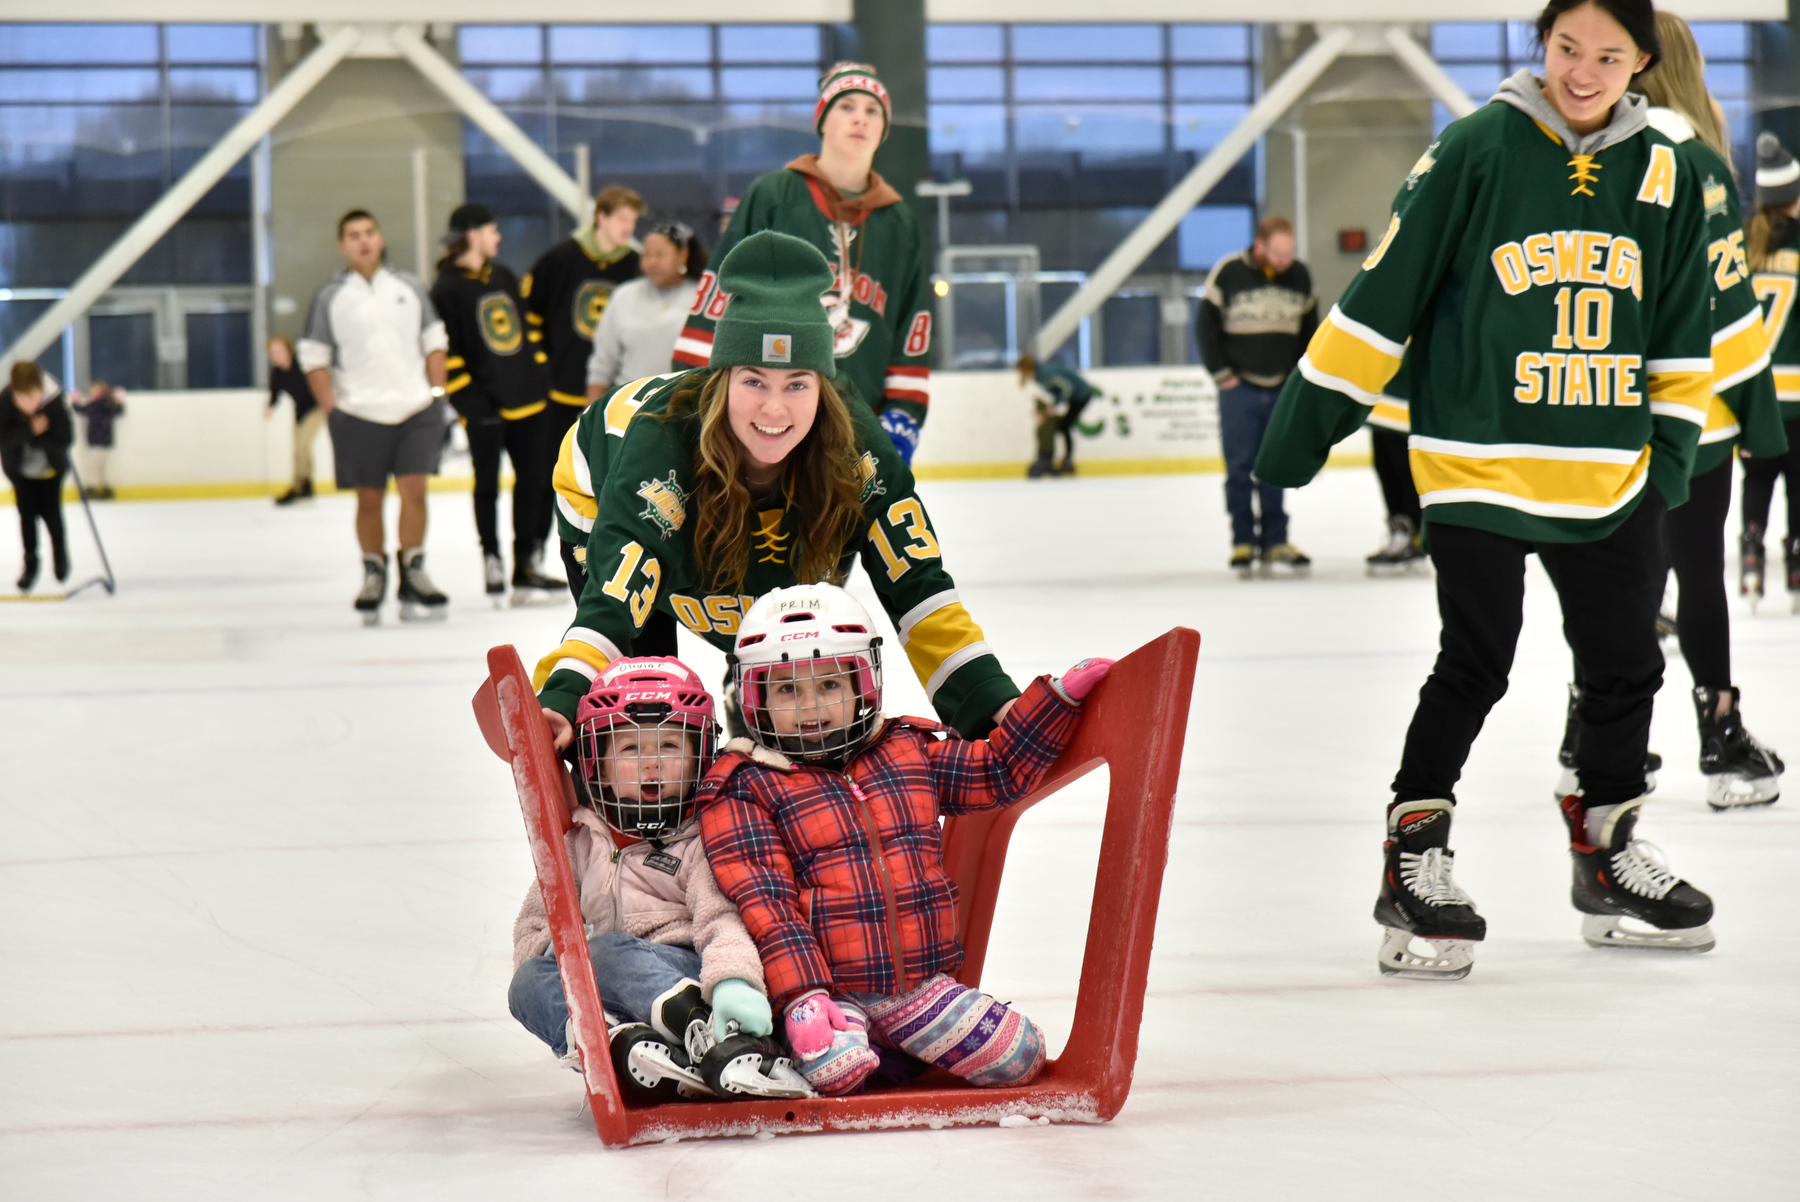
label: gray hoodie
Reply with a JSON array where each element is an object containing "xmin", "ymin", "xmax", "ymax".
[{"xmin": 1493, "ymin": 69, "xmax": 1648, "ymax": 156}]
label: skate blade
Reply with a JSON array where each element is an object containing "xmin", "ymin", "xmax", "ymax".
[
  {"xmin": 358, "ymin": 607, "xmax": 380, "ymax": 627},
  {"xmin": 508, "ymin": 589, "xmax": 563, "ymax": 608},
  {"xmin": 1580, "ymin": 914, "xmax": 1715, "ymax": 953},
  {"xmin": 398, "ymin": 600, "xmax": 448, "ymax": 622},
  {"xmin": 1377, "ymin": 927, "xmax": 1475, "ymax": 980},
  {"xmin": 628, "ymin": 1042, "xmax": 712, "ymax": 1094},
  {"xmin": 1706, "ymin": 774, "xmax": 1781, "ymax": 810},
  {"xmin": 713, "ymin": 1051, "xmax": 817, "ymax": 1099}
]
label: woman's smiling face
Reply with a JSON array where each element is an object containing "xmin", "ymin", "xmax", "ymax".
[
  {"xmin": 726, "ymin": 367, "xmax": 820, "ymax": 481},
  {"xmin": 1542, "ymin": 2, "xmax": 1650, "ymax": 136}
]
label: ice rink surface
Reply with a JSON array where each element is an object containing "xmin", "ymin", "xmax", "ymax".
[{"xmin": 3, "ymin": 466, "xmax": 1796, "ymax": 1200}]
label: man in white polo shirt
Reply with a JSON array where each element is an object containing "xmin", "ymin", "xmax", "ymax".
[{"xmin": 299, "ymin": 209, "xmax": 451, "ymax": 624}]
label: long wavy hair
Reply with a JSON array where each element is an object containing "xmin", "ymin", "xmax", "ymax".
[
  {"xmin": 1635, "ymin": 13, "xmax": 1731, "ymax": 168},
  {"xmin": 665, "ymin": 367, "xmax": 865, "ymax": 592}
]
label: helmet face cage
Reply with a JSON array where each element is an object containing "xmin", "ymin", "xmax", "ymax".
[
  {"xmin": 576, "ymin": 708, "xmax": 715, "ymax": 841},
  {"xmin": 734, "ymin": 643, "xmax": 883, "ymax": 768}
]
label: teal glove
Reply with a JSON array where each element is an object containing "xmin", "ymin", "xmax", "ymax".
[{"xmin": 711, "ymin": 978, "xmax": 774, "ymax": 1041}]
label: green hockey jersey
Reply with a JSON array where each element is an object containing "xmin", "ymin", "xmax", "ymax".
[
  {"xmin": 522, "ymin": 230, "xmax": 640, "ymax": 410},
  {"xmin": 1748, "ymin": 219, "xmax": 1800, "ymax": 422},
  {"xmin": 537, "ymin": 369, "xmax": 1018, "ymax": 737},
  {"xmin": 673, "ymin": 156, "xmax": 933, "ymax": 426},
  {"xmin": 1257, "ymin": 80, "xmax": 1714, "ymax": 543}
]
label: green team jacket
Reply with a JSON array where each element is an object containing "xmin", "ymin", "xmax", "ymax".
[
  {"xmin": 536, "ymin": 370, "xmax": 1018, "ymax": 736},
  {"xmin": 1747, "ymin": 217, "xmax": 1800, "ymax": 425},
  {"xmin": 1370, "ymin": 107, "xmax": 1786, "ymax": 481},
  {"xmin": 673, "ymin": 157, "xmax": 934, "ymax": 427},
  {"xmin": 1256, "ymin": 83, "xmax": 1715, "ymax": 543}
]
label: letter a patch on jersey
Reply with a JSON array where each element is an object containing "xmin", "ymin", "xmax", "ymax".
[{"xmin": 1637, "ymin": 144, "xmax": 1678, "ymax": 208}]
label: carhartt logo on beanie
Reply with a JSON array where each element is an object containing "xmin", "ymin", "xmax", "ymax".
[
  {"xmin": 815, "ymin": 61, "xmax": 890, "ymax": 142},
  {"xmin": 709, "ymin": 231, "xmax": 837, "ymax": 378},
  {"xmin": 1757, "ymin": 132, "xmax": 1800, "ymax": 208}
]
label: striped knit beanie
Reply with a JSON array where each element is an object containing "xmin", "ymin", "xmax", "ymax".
[
  {"xmin": 1757, "ymin": 132, "xmax": 1800, "ymax": 208},
  {"xmin": 708, "ymin": 231, "xmax": 838, "ymax": 378},
  {"xmin": 815, "ymin": 61, "xmax": 890, "ymax": 142}
]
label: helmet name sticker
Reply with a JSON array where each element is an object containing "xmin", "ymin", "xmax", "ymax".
[{"xmin": 636, "ymin": 471, "xmax": 688, "ymax": 539}]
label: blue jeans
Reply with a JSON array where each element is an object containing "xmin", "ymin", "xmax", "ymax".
[
  {"xmin": 1218, "ymin": 382, "xmax": 1288, "ymax": 548},
  {"xmin": 507, "ymin": 930, "xmax": 702, "ymax": 1056}
]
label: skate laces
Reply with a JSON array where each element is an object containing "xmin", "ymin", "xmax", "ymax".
[
  {"xmin": 1399, "ymin": 847, "xmax": 1475, "ymax": 908},
  {"xmin": 1610, "ymin": 839, "xmax": 1680, "ymax": 900}
]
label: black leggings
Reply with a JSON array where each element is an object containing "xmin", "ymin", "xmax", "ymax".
[
  {"xmin": 1394, "ymin": 491, "xmax": 1667, "ymax": 808},
  {"xmin": 1741, "ymin": 415, "xmax": 1800, "ymax": 539},
  {"xmin": 467, "ymin": 409, "xmax": 552, "ymax": 561},
  {"xmin": 1664, "ymin": 457, "xmax": 1733, "ymax": 690},
  {"xmin": 1370, "ymin": 426, "xmax": 1421, "ymax": 525},
  {"xmin": 13, "ymin": 475, "xmax": 65, "ymax": 562}
]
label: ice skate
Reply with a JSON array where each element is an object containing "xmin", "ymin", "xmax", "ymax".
[
  {"xmin": 1229, "ymin": 544, "xmax": 1256, "ymax": 578},
  {"xmin": 1365, "ymin": 516, "xmax": 1425, "ymax": 576},
  {"xmin": 695, "ymin": 1024, "xmax": 815, "ymax": 1100},
  {"xmin": 17, "ymin": 553, "xmax": 37, "ymax": 593},
  {"xmin": 1559, "ymin": 794, "xmax": 1714, "ymax": 952},
  {"xmin": 1373, "ymin": 798, "xmax": 1484, "ymax": 980},
  {"xmin": 1740, "ymin": 524, "xmax": 1765, "ymax": 610},
  {"xmin": 354, "ymin": 553, "xmax": 386, "ymax": 626},
  {"xmin": 1265, "ymin": 543, "xmax": 1311, "ymax": 574},
  {"xmin": 396, "ymin": 549, "xmax": 448, "ymax": 622},
  {"xmin": 1553, "ymin": 682, "xmax": 1660, "ymax": 799},
  {"xmin": 1695, "ymin": 686, "xmax": 1783, "ymax": 810},
  {"xmin": 607, "ymin": 1020, "xmax": 709, "ymax": 1101},
  {"xmin": 483, "ymin": 553, "xmax": 506, "ymax": 609},
  {"xmin": 509, "ymin": 543, "xmax": 567, "ymax": 607},
  {"xmin": 1026, "ymin": 454, "xmax": 1054, "ymax": 479}
]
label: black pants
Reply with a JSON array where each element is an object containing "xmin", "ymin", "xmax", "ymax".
[
  {"xmin": 557, "ymin": 538, "xmax": 680, "ymax": 657},
  {"xmin": 1370, "ymin": 426, "xmax": 1421, "ymax": 525},
  {"xmin": 1393, "ymin": 491, "xmax": 1667, "ymax": 808},
  {"xmin": 1664, "ymin": 457, "xmax": 1732, "ymax": 690},
  {"xmin": 1741, "ymin": 414, "xmax": 1800, "ymax": 539},
  {"xmin": 467, "ymin": 409, "xmax": 552, "ymax": 561},
  {"xmin": 543, "ymin": 401, "xmax": 585, "ymax": 545},
  {"xmin": 13, "ymin": 475, "xmax": 65, "ymax": 564}
]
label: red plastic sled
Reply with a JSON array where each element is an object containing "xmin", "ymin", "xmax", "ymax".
[{"xmin": 473, "ymin": 627, "xmax": 1198, "ymax": 1146}]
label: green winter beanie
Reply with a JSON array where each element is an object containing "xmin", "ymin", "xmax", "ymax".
[{"xmin": 708, "ymin": 231, "xmax": 837, "ymax": 379}]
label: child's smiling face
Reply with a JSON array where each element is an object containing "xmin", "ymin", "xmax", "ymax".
[
  {"xmin": 764, "ymin": 662, "xmax": 857, "ymax": 742},
  {"xmin": 598, "ymin": 724, "xmax": 697, "ymax": 805}
]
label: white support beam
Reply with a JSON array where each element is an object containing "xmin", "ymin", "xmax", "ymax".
[
  {"xmin": 1035, "ymin": 24, "xmax": 1355, "ymax": 359},
  {"xmin": 1382, "ymin": 25, "xmax": 1480, "ymax": 120},
  {"xmin": 0, "ymin": 24, "xmax": 361, "ymax": 376},
  {"xmin": 389, "ymin": 25, "xmax": 591, "ymax": 223}
]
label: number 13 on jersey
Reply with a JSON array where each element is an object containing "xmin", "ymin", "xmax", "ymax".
[
  {"xmin": 868, "ymin": 498, "xmax": 942, "ymax": 580},
  {"xmin": 599, "ymin": 541, "xmax": 662, "ymax": 627}
]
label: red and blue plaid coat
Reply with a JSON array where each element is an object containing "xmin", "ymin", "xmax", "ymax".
[{"xmin": 695, "ymin": 677, "xmax": 1079, "ymax": 1007}]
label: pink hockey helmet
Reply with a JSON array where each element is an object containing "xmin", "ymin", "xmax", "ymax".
[{"xmin": 574, "ymin": 657, "xmax": 717, "ymax": 841}]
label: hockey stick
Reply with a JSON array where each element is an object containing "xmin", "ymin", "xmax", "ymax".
[{"xmin": 2, "ymin": 459, "xmax": 117, "ymax": 602}]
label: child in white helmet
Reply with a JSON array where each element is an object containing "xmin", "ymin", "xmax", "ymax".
[
  {"xmin": 507, "ymin": 656, "xmax": 809, "ymax": 1100},
  {"xmin": 695, "ymin": 584, "xmax": 1112, "ymax": 1095}
]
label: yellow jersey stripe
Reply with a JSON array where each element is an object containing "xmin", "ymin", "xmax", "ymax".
[
  {"xmin": 1646, "ymin": 368, "xmax": 1713, "ymax": 424},
  {"xmin": 1773, "ymin": 366, "xmax": 1800, "ymax": 400},
  {"xmin": 500, "ymin": 400, "xmax": 547, "ymax": 420},
  {"xmin": 531, "ymin": 626, "xmax": 623, "ymax": 690},
  {"xmin": 552, "ymin": 422, "xmax": 597, "ymax": 531},
  {"xmin": 550, "ymin": 389, "xmax": 589, "ymax": 407},
  {"xmin": 1409, "ymin": 438, "xmax": 1650, "ymax": 518},
  {"xmin": 526, "ymin": 311, "xmax": 543, "ymax": 324},
  {"xmin": 900, "ymin": 602, "xmax": 991, "ymax": 702},
  {"xmin": 1296, "ymin": 307, "xmax": 1406, "ymax": 404},
  {"xmin": 445, "ymin": 374, "xmax": 471, "ymax": 394},
  {"xmin": 1368, "ymin": 397, "xmax": 1410, "ymax": 432},
  {"xmin": 1699, "ymin": 395, "xmax": 1742, "ymax": 444},
  {"xmin": 1711, "ymin": 309, "xmax": 1771, "ymax": 393},
  {"xmin": 445, "ymin": 355, "xmax": 465, "ymax": 369}
]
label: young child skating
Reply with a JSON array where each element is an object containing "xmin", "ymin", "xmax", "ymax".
[
  {"xmin": 508, "ymin": 656, "xmax": 810, "ymax": 1100},
  {"xmin": 696, "ymin": 584, "xmax": 1112, "ymax": 1096}
]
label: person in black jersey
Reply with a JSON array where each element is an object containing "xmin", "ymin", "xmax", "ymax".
[{"xmin": 432, "ymin": 203, "xmax": 564, "ymax": 606}]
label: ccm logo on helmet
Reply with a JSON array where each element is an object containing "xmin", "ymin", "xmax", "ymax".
[{"xmin": 779, "ymin": 630, "xmax": 820, "ymax": 643}]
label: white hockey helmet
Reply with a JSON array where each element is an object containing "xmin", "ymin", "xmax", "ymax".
[{"xmin": 732, "ymin": 584, "xmax": 883, "ymax": 767}]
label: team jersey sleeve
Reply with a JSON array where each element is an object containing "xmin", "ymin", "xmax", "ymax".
[
  {"xmin": 1641, "ymin": 153, "xmax": 1714, "ymax": 509},
  {"xmin": 879, "ymin": 213, "xmax": 933, "ymax": 427},
  {"xmin": 521, "ymin": 253, "xmax": 550, "ymax": 370},
  {"xmin": 431, "ymin": 279, "xmax": 490, "ymax": 419},
  {"xmin": 535, "ymin": 377, "xmax": 698, "ymax": 720},
  {"xmin": 1255, "ymin": 128, "xmax": 1474, "ymax": 487},
  {"xmin": 672, "ymin": 181, "xmax": 768, "ymax": 371},
  {"xmin": 851, "ymin": 408, "xmax": 1020, "ymax": 737},
  {"xmin": 1700, "ymin": 171, "xmax": 1781, "ymax": 467}
]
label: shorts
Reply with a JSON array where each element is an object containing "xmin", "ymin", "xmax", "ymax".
[{"xmin": 328, "ymin": 400, "xmax": 445, "ymax": 489}]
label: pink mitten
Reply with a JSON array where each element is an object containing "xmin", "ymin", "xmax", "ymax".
[
  {"xmin": 1052, "ymin": 657, "xmax": 1115, "ymax": 704},
  {"xmin": 785, "ymin": 991, "xmax": 851, "ymax": 1059}
]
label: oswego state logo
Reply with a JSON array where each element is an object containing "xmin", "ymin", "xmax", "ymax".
[
  {"xmin": 478, "ymin": 292, "xmax": 522, "ymax": 355},
  {"xmin": 575, "ymin": 280, "xmax": 613, "ymax": 339},
  {"xmin": 635, "ymin": 471, "xmax": 688, "ymax": 539},
  {"xmin": 856, "ymin": 450, "xmax": 886, "ymax": 503}
]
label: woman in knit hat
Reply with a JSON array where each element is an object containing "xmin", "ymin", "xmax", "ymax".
[
  {"xmin": 1743, "ymin": 130, "xmax": 1800, "ymax": 614},
  {"xmin": 673, "ymin": 62, "xmax": 935, "ymax": 467},
  {"xmin": 536, "ymin": 230, "xmax": 1020, "ymax": 750}
]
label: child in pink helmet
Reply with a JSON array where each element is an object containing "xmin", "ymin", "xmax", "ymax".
[{"xmin": 507, "ymin": 656, "xmax": 809, "ymax": 1100}]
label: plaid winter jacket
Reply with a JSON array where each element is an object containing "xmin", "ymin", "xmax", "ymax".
[{"xmin": 696, "ymin": 677, "xmax": 1079, "ymax": 1007}]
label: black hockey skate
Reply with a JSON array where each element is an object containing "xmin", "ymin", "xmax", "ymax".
[
  {"xmin": 1558, "ymin": 794, "xmax": 1714, "ymax": 951},
  {"xmin": 1366, "ymin": 516, "xmax": 1427, "ymax": 576},
  {"xmin": 1740, "ymin": 524, "xmax": 1765, "ymax": 610},
  {"xmin": 1553, "ymin": 682, "xmax": 1660, "ymax": 799},
  {"xmin": 354, "ymin": 553, "xmax": 386, "ymax": 626},
  {"xmin": 483, "ymin": 552, "xmax": 506, "ymax": 609},
  {"xmin": 1694, "ymin": 686, "xmax": 1783, "ymax": 810},
  {"xmin": 607, "ymin": 1020, "xmax": 709, "ymax": 1101},
  {"xmin": 397, "ymin": 549, "xmax": 448, "ymax": 622},
  {"xmin": 1374, "ymin": 798, "xmax": 1485, "ymax": 980},
  {"xmin": 651, "ymin": 980, "xmax": 813, "ymax": 1099},
  {"xmin": 509, "ymin": 541, "xmax": 567, "ymax": 607},
  {"xmin": 1026, "ymin": 454, "xmax": 1054, "ymax": 479}
]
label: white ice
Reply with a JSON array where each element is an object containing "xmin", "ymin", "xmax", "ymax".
[{"xmin": 2, "ymin": 467, "xmax": 1796, "ymax": 1200}]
